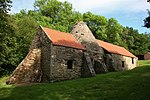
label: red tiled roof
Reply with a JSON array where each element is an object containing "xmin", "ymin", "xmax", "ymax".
[
  {"xmin": 96, "ymin": 39, "xmax": 136, "ymax": 58},
  {"xmin": 41, "ymin": 27, "xmax": 85, "ymax": 50}
]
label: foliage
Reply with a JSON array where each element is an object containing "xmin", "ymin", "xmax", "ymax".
[
  {"xmin": 144, "ymin": 10, "xmax": 150, "ymax": 28},
  {"xmin": 83, "ymin": 12, "xmax": 108, "ymax": 41},
  {"xmin": 34, "ymin": 0, "xmax": 83, "ymax": 32},
  {"xmin": 121, "ymin": 27, "xmax": 150, "ymax": 55},
  {"xmin": 106, "ymin": 18, "xmax": 123, "ymax": 46},
  {"xmin": 13, "ymin": 11, "xmax": 38, "ymax": 62},
  {"xmin": 0, "ymin": 4, "xmax": 38, "ymax": 76},
  {"xmin": 0, "ymin": 0, "xmax": 17, "ymax": 75},
  {"xmin": 0, "ymin": 60, "xmax": 150, "ymax": 100},
  {"xmin": 144, "ymin": 1, "xmax": 150, "ymax": 28}
]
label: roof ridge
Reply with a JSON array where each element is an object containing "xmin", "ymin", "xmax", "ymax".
[
  {"xmin": 40, "ymin": 26, "xmax": 53, "ymax": 43},
  {"xmin": 41, "ymin": 26, "xmax": 86, "ymax": 50},
  {"xmin": 97, "ymin": 39, "xmax": 124, "ymax": 49},
  {"xmin": 96, "ymin": 39, "xmax": 137, "ymax": 58}
]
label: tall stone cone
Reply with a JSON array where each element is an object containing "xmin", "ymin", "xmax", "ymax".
[
  {"xmin": 71, "ymin": 21, "xmax": 103, "ymax": 55},
  {"xmin": 71, "ymin": 21, "xmax": 108, "ymax": 74}
]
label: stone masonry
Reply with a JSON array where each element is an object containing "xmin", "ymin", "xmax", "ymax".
[
  {"xmin": 6, "ymin": 48, "xmax": 41, "ymax": 84},
  {"xmin": 49, "ymin": 46, "xmax": 83, "ymax": 82},
  {"xmin": 71, "ymin": 21, "xmax": 108, "ymax": 76}
]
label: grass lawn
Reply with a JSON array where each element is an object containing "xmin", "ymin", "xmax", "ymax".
[
  {"xmin": 0, "ymin": 60, "xmax": 150, "ymax": 100},
  {"xmin": 138, "ymin": 60, "xmax": 150, "ymax": 66}
]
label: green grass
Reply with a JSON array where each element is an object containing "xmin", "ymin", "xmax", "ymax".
[
  {"xmin": 138, "ymin": 60, "xmax": 150, "ymax": 66},
  {"xmin": 0, "ymin": 60, "xmax": 150, "ymax": 100}
]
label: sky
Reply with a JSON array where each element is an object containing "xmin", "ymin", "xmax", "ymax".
[{"xmin": 11, "ymin": 0, "xmax": 150, "ymax": 33}]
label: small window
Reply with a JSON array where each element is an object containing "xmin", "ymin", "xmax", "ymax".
[
  {"xmin": 67, "ymin": 60, "xmax": 73, "ymax": 69},
  {"xmin": 81, "ymin": 33, "xmax": 84, "ymax": 35},
  {"xmin": 132, "ymin": 58, "xmax": 134, "ymax": 64},
  {"xmin": 122, "ymin": 61, "xmax": 125, "ymax": 68}
]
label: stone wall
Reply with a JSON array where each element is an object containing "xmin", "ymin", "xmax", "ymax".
[
  {"xmin": 71, "ymin": 21, "xmax": 108, "ymax": 73},
  {"xmin": 122, "ymin": 56, "xmax": 137, "ymax": 70},
  {"xmin": 105, "ymin": 53, "xmax": 117, "ymax": 71},
  {"xmin": 110, "ymin": 53, "xmax": 137, "ymax": 71},
  {"xmin": 71, "ymin": 21, "xmax": 104, "ymax": 58},
  {"xmin": 50, "ymin": 46, "xmax": 83, "ymax": 82},
  {"xmin": 144, "ymin": 52, "xmax": 150, "ymax": 60},
  {"xmin": 81, "ymin": 52, "xmax": 96, "ymax": 77},
  {"xmin": 39, "ymin": 29, "xmax": 52, "ymax": 82}
]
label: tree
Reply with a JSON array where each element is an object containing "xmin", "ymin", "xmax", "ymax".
[
  {"xmin": 0, "ymin": 0, "xmax": 18, "ymax": 75},
  {"xmin": 14, "ymin": 12, "xmax": 38, "ymax": 62},
  {"xmin": 106, "ymin": 18, "xmax": 124, "ymax": 46},
  {"xmin": 0, "ymin": 0, "xmax": 12, "ymax": 54},
  {"xmin": 144, "ymin": 10, "xmax": 150, "ymax": 28},
  {"xmin": 34, "ymin": 0, "xmax": 82, "ymax": 32},
  {"xmin": 122, "ymin": 27, "xmax": 150, "ymax": 55},
  {"xmin": 83, "ymin": 12, "xmax": 108, "ymax": 41},
  {"xmin": 144, "ymin": 1, "xmax": 150, "ymax": 28}
]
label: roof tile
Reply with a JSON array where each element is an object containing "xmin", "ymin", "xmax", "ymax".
[
  {"xmin": 42, "ymin": 27, "xmax": 86, "ymax": 50},
  {"xmin": 96, "ymin": 39, "xmax": 136, "ymax": 58}
]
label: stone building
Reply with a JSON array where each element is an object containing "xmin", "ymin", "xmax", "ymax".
[
  {"xmin": 137, "ymin": 52, "xmax": 150, "ymax": 60},
  {"xmin": 71, "ymin": 22, "xmax": 108, "ymax": 75},
  {"xmin": 97, "ymin": 40, "xmax": 137, "ymax": 71},
  {"xmin": 7, "ymin": 22, "xmax": 137, "ymax": 84},
  {"xmin": 7, "ymin": 26, "xmax": 86, "ymax": 84},
  {"xmin": 143, "ymin": 52, "xmax": 150, "ymax": 60}
]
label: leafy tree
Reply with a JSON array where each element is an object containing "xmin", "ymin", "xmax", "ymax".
[
  {"xmin": 144, "ymin": 10, "xmax": 150, "ymax": 28},
  {"xmin": 0, "ymin": 0, "xmax": 18, "ymax": 75},
  {"xmin": 83, "ymin": 12, "xmax": 108, "ymax": 41},
  {"xmin": 144, "ymin": 0, "xmax": 150, "ymax": 28},
  {"xmin": 34, "ymin": 0, "xmax": 82, "ymax": 32},
  {"xmin": 106, "ymin": 18, "xmax": 123, "ymax": 46},
  {"xmin": 14, "ymin": 12, "xmax": 38, "ymax": 62},
  {"xmin": 122, "ymin": 27, "xmax": 150, "ymax": 55},
  {"xmin": 121, "ymin": 27, "xmax": 135, "ymax": 50},
  {"xmin": 0, "ymin": 0, "xmax": 12, "ymax": 62}
]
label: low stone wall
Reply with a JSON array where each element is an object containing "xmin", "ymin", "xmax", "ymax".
[{"xmin": 50, "ymin": 46, "xmax": 83, "ymax": 82}]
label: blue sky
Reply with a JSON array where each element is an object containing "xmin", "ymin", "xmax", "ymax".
[{"xmin": 11, "ymin": 0, "xmax": 150, "ymax": 33}]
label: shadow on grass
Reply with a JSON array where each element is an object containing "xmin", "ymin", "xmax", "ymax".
[{"xmin": 0, "ymin": 66, "xmax": 150, "ymax": 100}]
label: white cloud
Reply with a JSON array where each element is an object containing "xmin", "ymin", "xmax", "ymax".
[
  {"xmin": 59, "ymin": 0, "xmax": 150, "ymax": 33},
  {"xmin": 59, "ymin": 0, "xmax": 150, "ymax": 13},
  {"xmin": 12, "ymin": 0, "xmax": 150, "ymax": 14}
]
